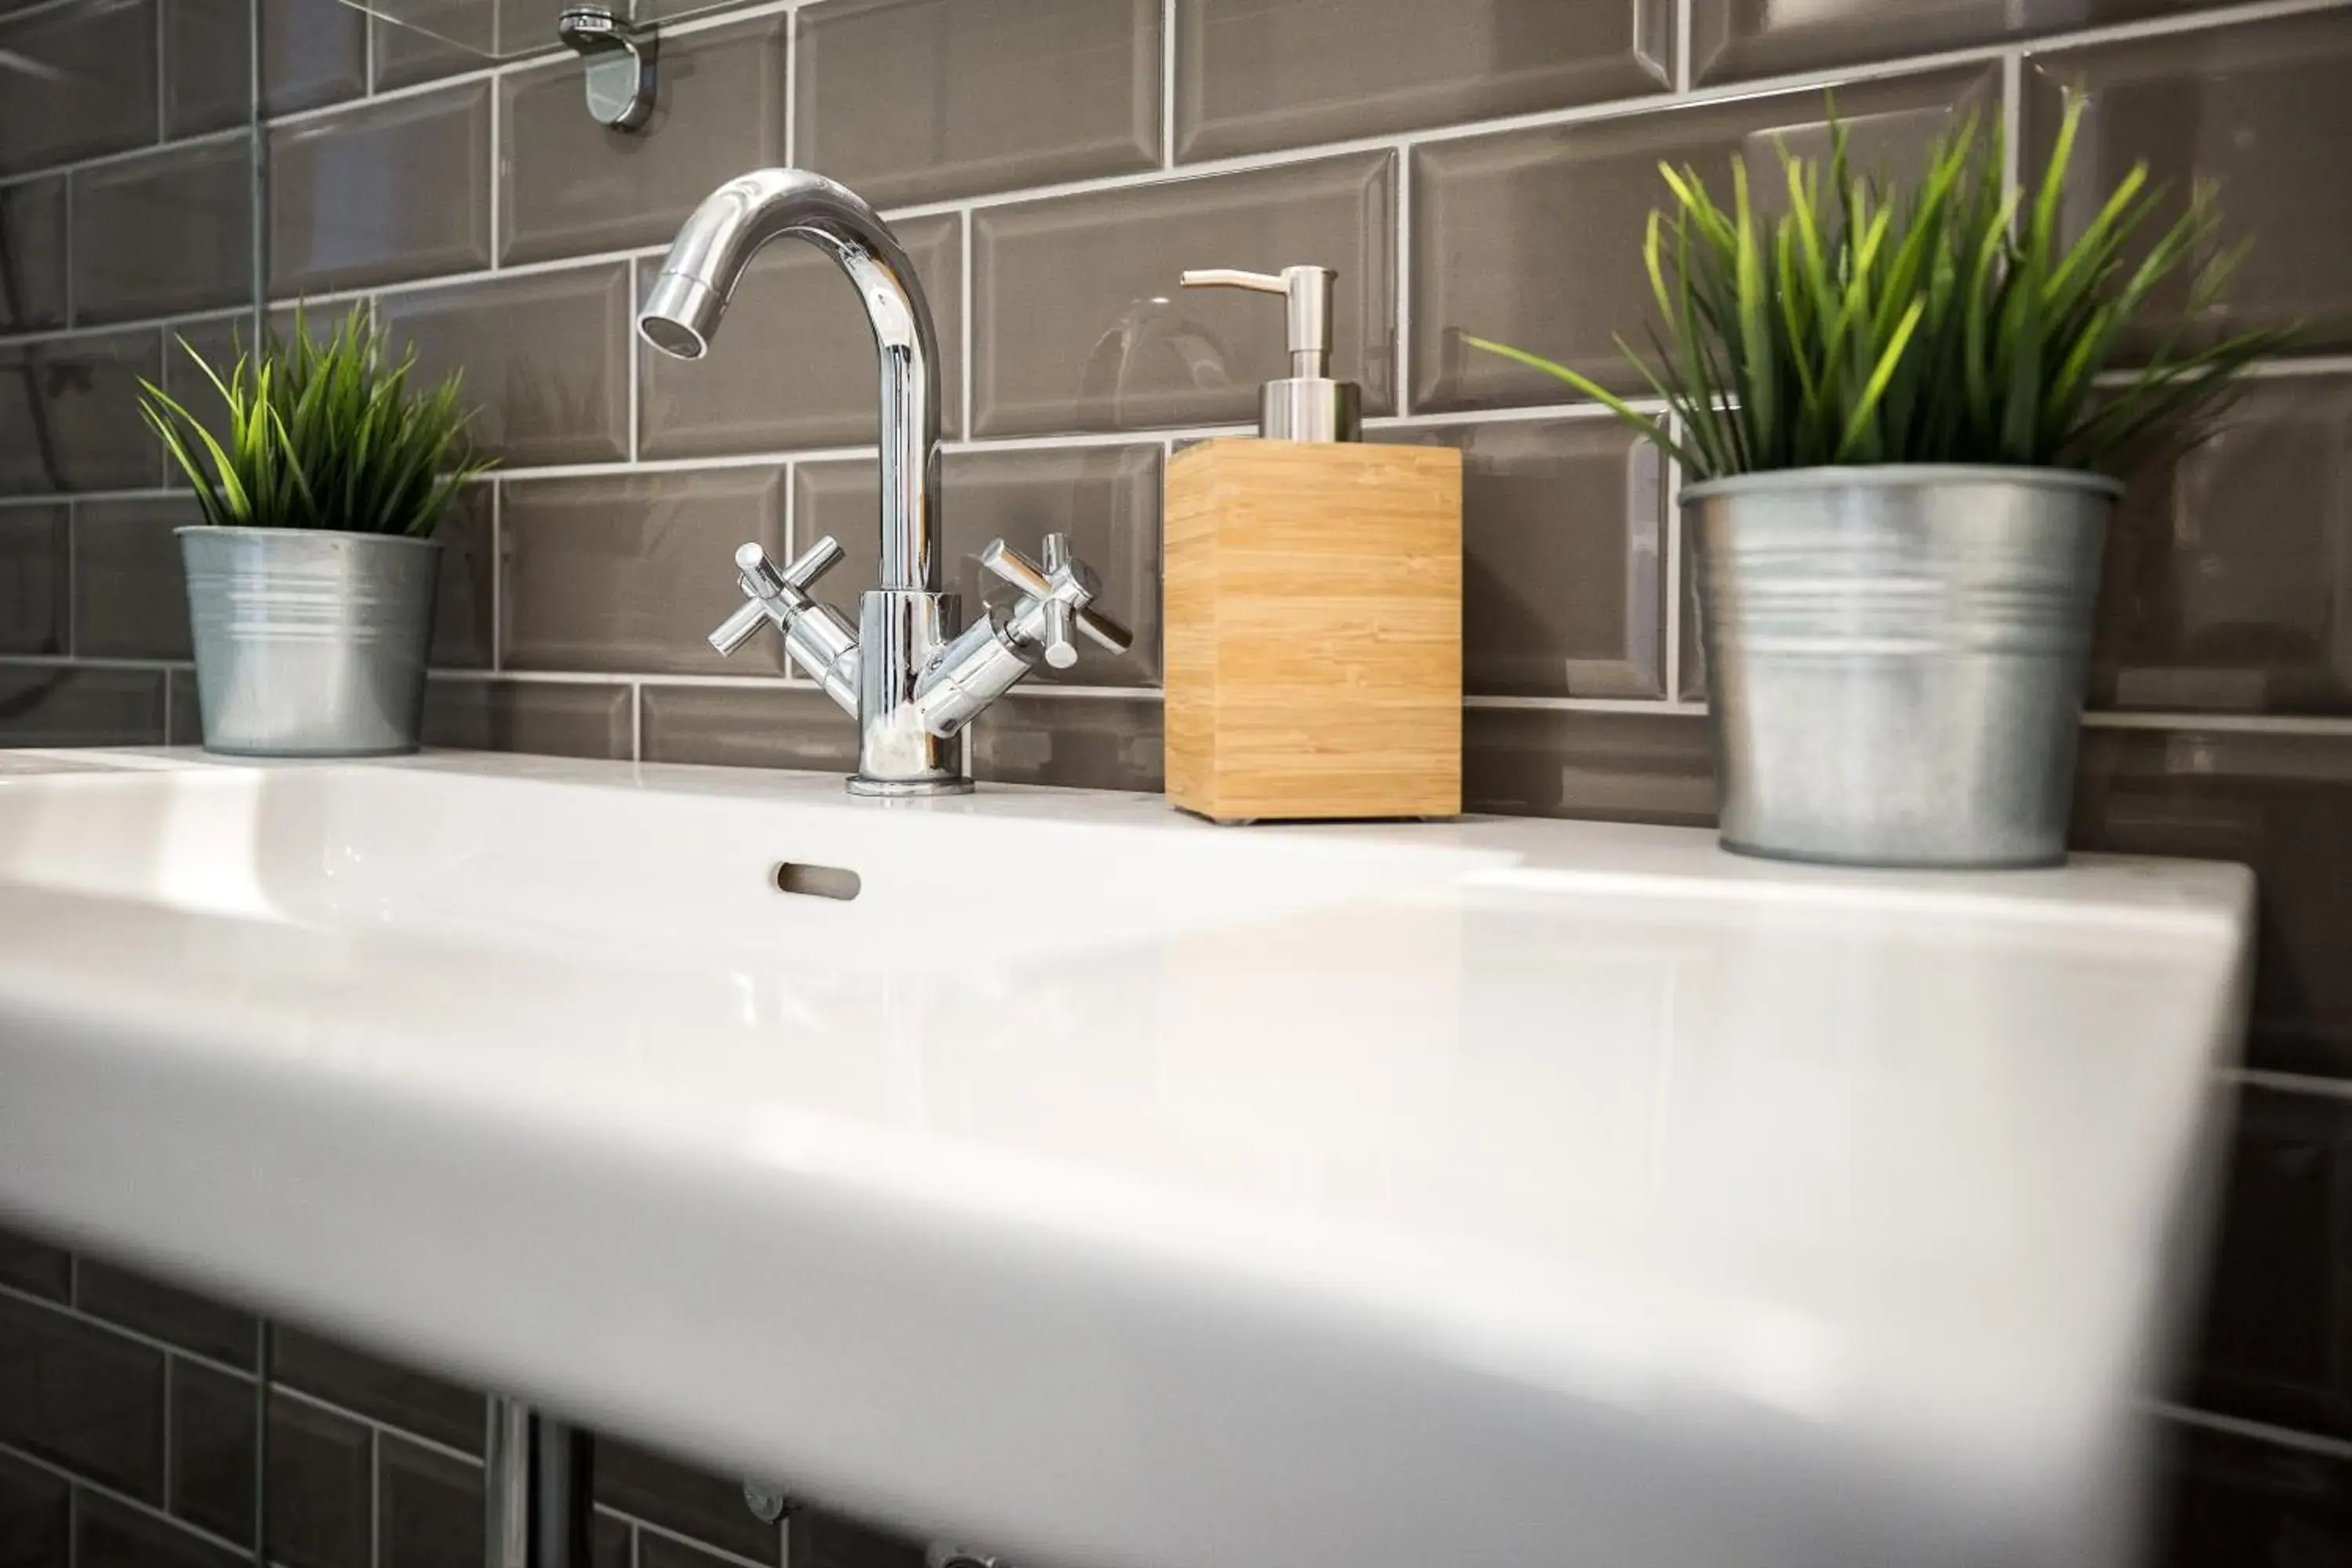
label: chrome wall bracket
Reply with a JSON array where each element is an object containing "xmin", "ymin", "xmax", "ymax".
[{"xmin": 556, "ymin": 7, "xmax": 657, "ymax": 132}]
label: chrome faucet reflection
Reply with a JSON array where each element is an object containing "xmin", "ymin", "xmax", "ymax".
[{"xmin": 639, "ymin": 169, "xmax": 1132, "ymax": 795}]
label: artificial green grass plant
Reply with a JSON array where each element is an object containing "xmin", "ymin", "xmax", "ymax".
[
  {"xmin": 140, "ymin": 304, "xmax": 492, "ymax": 538},
  {"xmin": 1467, "ymin": 94, "xmax": 2293, "ymax": 481}
]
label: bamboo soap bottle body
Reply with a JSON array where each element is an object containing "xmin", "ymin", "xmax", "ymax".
[{"xmin": 1160, "ymin": 265, "xmax": 1463, "ymax": 823}]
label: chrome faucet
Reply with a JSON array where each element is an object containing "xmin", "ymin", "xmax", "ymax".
[{"xmin": 638, "ymin": 169, "xmax": 1131, "ymax": 795}]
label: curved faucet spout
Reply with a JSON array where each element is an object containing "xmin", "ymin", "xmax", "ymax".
[{"xmin": 637, "ymin": 169, "xmax": 942, "ymax": 592}]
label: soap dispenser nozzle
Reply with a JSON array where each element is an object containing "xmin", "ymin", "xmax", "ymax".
[{"xmin": 1179, "ymin": 264, "xmax": 1360, "ymax": 442}]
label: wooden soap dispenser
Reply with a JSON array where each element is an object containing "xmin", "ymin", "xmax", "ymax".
[{"xmin": 1163, "ymin": 264, "xmax": 1463, "ymax": 823}]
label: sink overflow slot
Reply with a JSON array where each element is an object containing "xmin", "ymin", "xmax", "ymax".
[{"xmin": 772, "ymin": 862, "xmax": 862, "ymax": 902}]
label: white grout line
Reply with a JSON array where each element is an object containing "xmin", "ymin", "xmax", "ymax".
[
  {"xmin": 367, "ymin": 1425, "xmax": 381, "ymax": 1568},
  {"xmin": 1465, "ymin": 693, "xmax": 1711, "ymax": 715},
  {"xmin": 2000, "ymin": 52, "xmax": 2024, "ymax": 201},
  {"xmin": 627, "ymin": 1515, "xmax": 778, "ymax": 1568},
  {"xmin": 626, "ymin": 262, "xmax": 641, "ymax": 459},
  {"xmin": 1662, "ymin": 419, "xmax": 1685, "ymax": 700},
  {"xmin": 0, "ymin": 123, "xmax": 253, "ymax": 195},
  {"xmin": 2080, "ymin": 710, "xmax": 2352, "ymax": 735},
  {"xmin": 1392, "ymin": 150, "xmax": 1412, "ymax": 417},
  {"xmin": 2, "ymin": 304, "xmax": 249, "ymax": 352},
  {"xmin": 1674, "ymin": 0, "xmax": 1694, "ymax": 93},
  {"xmin": 2229, "ymin": 1068, "xmax": 2352, "ymax": 1101},
  {"xmin": 487, "ymin": 61, "xmax": 503, "ymax": 270},
  {"xmin": 0, "ymin": 1439, "xmax": 255, "ymax": 1560},
  {"xmin": 489, "ymin": 481, "xmax": 506, "ymax": 673},
  {"xmin": 782, "ymin": 5, "xmax": 798, "ymax": 165},
  {"xmin": 267, "ymin": 1381, "xmax": 486, "ymax": 1469},
  {"xmin": 1160, "ymin": 0, "xmax": 1177, "ymax": 167},
  {"xmin": 960, "ymin": 212, "xmax": 975, "ymax": 439},
  {"xmin": 271, "ymin": 241, "xmax": 665, "ymax": 314},
  {"xmin": 2149, "ymin": 1402, "xmax": 2352, "ymax": 1461},
  {"xmin": 630, "ymin": 681, "xmax": 644, "ymax": 761},
  {"xmin": 153, "ymin": 0, "xmax": 169, "ymax": 148},
  {"xmin": 0, "ymin": 1279, "xmax": 260, "ymax": 1382}
]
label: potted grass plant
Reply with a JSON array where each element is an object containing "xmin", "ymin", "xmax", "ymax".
[
  {"xmin": 1469, "ymin": 95, "xmax": 2289, "ymax": 868},
  {"xmin": 141, "ymin": 305, "xmax": 491, "ymax": 757}
]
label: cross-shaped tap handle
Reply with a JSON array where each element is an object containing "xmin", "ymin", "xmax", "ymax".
[
  {"xmin": 709, "ymin": 536, "xmax": 845, "ymax": 655},
  {"xmin": 980, "ymin": 534, "xmax": 1131, "ymax": 669}
]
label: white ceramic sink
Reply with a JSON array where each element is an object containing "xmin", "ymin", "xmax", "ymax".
[{"xmin": 0, "ymin": 748, "xmax": 2252, "ymax": 1568}]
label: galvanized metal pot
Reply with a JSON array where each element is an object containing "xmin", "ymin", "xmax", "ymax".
[
  {"xmin": 1682, "ymin": 465, "xmax": 2116, "ymax": 869},
  {"xmin": 178, "ymin": 527, "xmax": 441, "ymax": 757}
]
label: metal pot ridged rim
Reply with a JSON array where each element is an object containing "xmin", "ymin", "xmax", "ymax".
[
  {"xmin": 176, "ymin": 525, "xmax": 443, "ymax": 550},
  {"xmin": 1679, "ymin": 463, "xmax": 2125, "ymax": 504}
]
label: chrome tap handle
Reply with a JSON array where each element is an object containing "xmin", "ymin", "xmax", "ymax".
[
  {"xmin": 708, "ymin": 537, "xmax": 845, "ymax": 654},
  {"xmin": 980, "ymin": 535, "xmax": 1132, "ymax": 668}
]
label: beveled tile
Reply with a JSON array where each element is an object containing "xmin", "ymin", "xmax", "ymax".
[
  {"xmin": 73, "ymin": 496, "xmax": 196, "ymax": 662},
  {"xmin": 593, "ymin": 1437, "xmax": 780, "ymax": 1564},
  {"xmin": 0, "ymin": 177, "xmax": 68, "ymax": 333},
  {"xmin": 163, "ymin": 0, "xmax": 253, "ymax": 138},
  {"xmin": 973, "ymin": 692, "xmax": 1164, "ymax": 791},
  {"xmin": 266, "ymin": 1392, "xmax": 372, "ymax": 1568},
  {"xmin": 0, "ymin": 1293, "xmax": 167, "ymax": 1500},
  {"xmin": 75, "ymin": 1259, "xmax": 256, "ymax": 1369},
  {"xmin": 2183, "ymin": 1083, "xmax": 2352, "ymax": 1443},
  {"xmin": 267, "ymin": 0, "xmax": 370, "ymax": 112},
  {"xmin": 1695, "ymin": 0, "xmax": 2243, "ymax": 85},
  {"xmin": 376, "ymin": 263, "xmax": 632, "ymax": 466},
  {"xmin": 638, "ymin": 214, "xmax": 962, "ymax": 456},
  {"xmin": 639, "ymin": 683, "xmax": 857, "ymax": 772},
  {"xmin": 0, "ymin": 1224, "xmax": 69, "ymax": 1299},
  {"xmin": 1462, "ymin": 705, "xmax": 1715, "ymax": 823},
  {"xmin": 642, "ymin": 1530, "xmax": 756, "ymax": 1568},
  {"xmin": 973, "ymin": 152, "xmax": 1396, "ymax": 436},
  {"xmin": 169, "ymin": 1359, "xmax": 257, "ymax": 1547},
  {"xmin": 270, "ymin": 1327, "xmax": 484, "ymax": 1455},
  {"xmin": 2093, "ymin": 373, "xmax": 2352, "ymax": 714},
  {"xmin": 420, "ymin": 677, "xmax": 633, "ymax": 758},
  {"xmin": 2071, "ymin": 727, "xmax": 2352, "ymax": 1078},
  {"xmin": 0, "ymin": 1, "xmax": 159, "ymax": 176},
  {"xmin": 0, "ymin": 1449, "xmax": 67, "ymax": 1568},
  {"xmin": 797, "ymin": 0, "xmax": 1159, "ymax": 209},
  {"xmin": 0, "ymin": 507, "xmax": 67, "ymax": 656},
  {"xmin": 593, "ymin": 1512, "xmax": 632, "ymax": 1568},
  {"xmin": 79, "ymin": 1494, "xmax": 243, "ymax": 1568},
  {"xmin": 1411, "ymin": 67, "xmax": 1995, "ymax": 412},
  {"xmin": 429, "ymin": 483, "xmax": 495, "ymax": 670},
  {"xmin": 793, "ymin": 445, "xmax": 1163, "ymax": 685},
  {"xmin": 378, "ymin": 1433, "xmax": 482, "ymax": 1568},
  {"xmin": 1176, "ymin": 0, "xmax": 1668, "ymax": 162},
  {"xmin": 2027, "ymin": 12, "xmax": 2352, "ymax": 360},
  {"xmin": 1392, "ymin": 419, "xmax": 1665, "ymax": 698},
  {"xmin": 74, "ymin": 139, "xmax": 255, "ymax": 325},
  {"xmin": 2152, "ymin": 1416, "xmax": 2352, "ymax": 1568},
  {"xmin": 501, "ymin": 467, "xmax": 788, "ymax": 674},
  {"xmin": 168, "ymin": 667, "xmax": 201, "ymax": 745},
  {"xmin": 502, "ymin": 15, "xmax": 786, "ymax": 266},
  {"xmin": 789, "ymin": 1510, "xmax": 928, "ymax": 1568},
  {"xmin": 0, "ymin": 330, "xmax": 165, "ymax": 495},
  {"xmin": 372, "ymin": 10, "xmax": 476, "ymax": 93},
  {"xmin": 269, "ymin": 82, "xmax": 494, "ymax": 297},
  {"xmin": 0, "ymin": 665, "xmax": 167, "ymax": 746}
]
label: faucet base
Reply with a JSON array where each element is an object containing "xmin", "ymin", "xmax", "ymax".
[{"xmin": 845, "ymin": 773, "xmax": 975, "ymax": 797}]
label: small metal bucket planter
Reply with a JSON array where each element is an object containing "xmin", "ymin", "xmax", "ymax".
[
  {"xmin": 178, "ymin": 527, "xmax": 441, "ymax": 757},
  {"xmin": 1682, "ymin": 465, "xmax": 2117, "ymax": 869}
]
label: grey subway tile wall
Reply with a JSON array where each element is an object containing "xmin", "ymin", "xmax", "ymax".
[
  {"xmin": 794, "ymin": 0, "xmax": 1163, "ymax": 207},
  {"xmin": 971, "ymin": 151, "xmax": 1396, "ymax": 434},
  {"xmin": 5, "ymin": 1, "xmax": 2352, "ymax": 1563},
  {"xmin": 1174, "ymin": 0, "xmax": 1671, "ymax": 162},
  {"xmin": 499, "ymin": 15, "xmax": 789, "ymax": 265},
  {"xmin": 0, "ymin": 178, "xmax": 67, "ymax": 334}
]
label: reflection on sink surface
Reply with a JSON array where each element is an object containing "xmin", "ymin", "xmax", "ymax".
[
  {"xmin": 0, "ymin": 751, "xmax": 1501, "ymax": 966},
  {"xmin": 0, "ymin": 747, "xmax": 2256, "ymax": 1568}
]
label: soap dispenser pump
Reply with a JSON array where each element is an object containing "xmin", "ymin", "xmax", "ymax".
[
  {"xmin": 1178, "ymin": 266, "xmax": 1361, "ymax": 441},
  {"xmin": 1162, "ymin": 262, "xmax": 1464, "ymax": 826}
]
